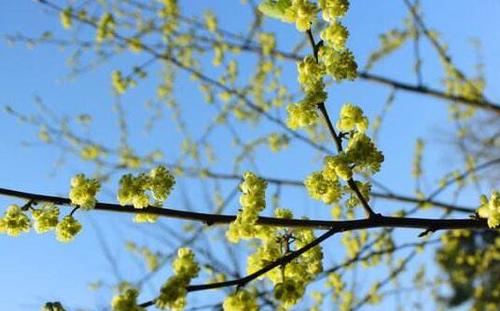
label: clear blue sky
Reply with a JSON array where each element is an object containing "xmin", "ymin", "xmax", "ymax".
[{"xmin": 1, "ymin": 1, "xmax": 499, "ymax": 310}]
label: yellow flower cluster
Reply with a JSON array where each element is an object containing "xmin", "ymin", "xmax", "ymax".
[
  {"xmin": 275, "ymin": 0, "xmax": 357, "ymax": 131},
  {"xmin": 38, "ymin": 125, "xmax": 52, "ymax": 143},
  {"xmin": 299, "ymin": 104, "xmax": 383, "ymax": 190},
  {"xmin": 0, "ymin": 202, "xmax": 83, "ymax": 242},
  {"xmin": 323, "ymin": 154, "xmax": 352, "ymax": 181},
  {"xmin": 336, "ymin": 103, "xmax": 368, "ymax": 133},
  {"xmin": 0, "ymin": 204, "xmax": 31, "ymax": 237},
  {"xmin": 318, "ymin": 0, "xmax": 349, "ymax": 21},
  {"xmin": 305, "ymin": 104, "xmax": 382, "ymax": 207},
  {"xmin": 477, "ymin": 191, "xmax": 500, "ymax": 228},
  {"xmin": 80, "ymin": 145, "xmax": 102, "ymax": 161},
  {"xmin": 55, "ymin": 215, "xmax": 82, "ymax": 242},
  {"xmin": 159, "ymin": 0, "xmax": 179, "ymax": 36},
  {"xmin": 60, "ymin": 7, "xmax": 72, "ymax": 29},
  {"xmin": 344, "ymin": 180, "xmax": 371, "ymax": 208},
  {"xmin": 297, "ymin": 56, "xmax": 326, "ymax": 92},
  {"xmin": 133, "ymin": 212, "xmax": 159, "ymax": 223},
  {"xmin": 143, "ymin": 249, "xmax": 160, "ymax": 271},
  {"xmin": 112, "ymin": 70, "xmax": 131, "ymax": 94},
  {"xmin": 320, "ymin": 21, "xmax": 348, "ymax": 50},
  {"xmin": 258, "ymin": 0, "xmax": 319, "ymax": 32},
  {"xmin": 304, "ymin": 171, "xmax": 342, "ymax": 204},
  {"xmin": 318, "ymin": 47, "xmax": 357, "ymax": 81},
  {"xmin": 119, "ymin": 148, "xmax": 142, "ymax": 168},
  {"xmin": 286, "ymin": 0, "xmax": 320, "ymax": 32},
  {"xmin": 159, "ymin": 0, "xmax": 178, "ymax": 16},
  {"xmin": 96, "ymin": 13, "xmax": 115, "ymax": 43},
  {"xmin": 267, "ymin": 133, "xmax": 289, "ymax": 152},
  {"xmin": 341, "ymin": 230, "xmax": 368, "ymax": 259},
  {"xmin": 327, "ymin": 272, "xmax": 345, "ymax": 293},
  {"xmin": 295, "ymin": 226, "xmax": 324, "ymax": 273},
  {"xmin": 310, "ymin": 291, "xmax": 325, "ymax": 311},
  {"xmin": 274, "ymin": 279, "xmax": 305, "ymax": 307},
  {"xmin": 279, "ymin": 235, "xmax": 323, "ymax": 306},
  {"xmin": 444, "ymin": 63, "xmax": 485, "ymax": 104},
  {"xmin": 32, "ymin": 203, "xmax": 59, "ymax": 233},
  {"xmin": 286, "ymin": 102, "xmax": 316, "ymax": 130},
  {"xmin": 223, "ymin": 289, "xmax": 259, "ymax": 311},
  {"xmin": 69, "ymin": 174, "xmax": 101, "ymax": 210},
  {"xmin": 172, "ymin": 248, "xmax": 199, "ymax": 277},
  {"xmin": 286, "ymin": 89, "xmax": 327, "ymax": 129},
  {"xmin": 204, "ymin": 11, "xmax": 218, "ymax": 32},
  {"xmin": 117, "ymin": 174, "xmax": 149, "ymax": 209},
  {"xmin": 286, "ymin": 54, "xmax": 328, "ymax": 129},
  {"xmin": 346, "ymin": 133, "xmax": 384, "ymax": 175},
  {"xmin": 318, "ymin": 0, "xmax": 357, "ymax": 81},
  {"xmin": 111, "ymin": 288, "xmax": 144, "ymax": 311},
  {"xmin": 117, "ymin": 165, "xmax": 175, "ymax": 209},
  {"xmin": 156, "ymin": 248, "xmax": 199, "ymax": 310},
  {"xmin": 259, "ymin": 32, "xmax": 276, "ymax": 56},
  {"xmin": 412, "ymin": 138, "xmax": 424, "ymax": 178},
  {"xmin": 149, "ymin": 166, "xmax": 176, "ymax": 202},
  {"xmin": 226, "ymin": 172, "xmax": 267, "ymax": 243},
  {"xmin": 244, "ymin": 209, "xmax": 323, "ymax": 308},
  {"xmin": 127, "ymin": 38, "xmax": 143, "ymax": 53}
]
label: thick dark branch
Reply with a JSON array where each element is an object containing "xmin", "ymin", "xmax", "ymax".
[{"xmin": 0, "ymin": 187, "xmax": 489, "ymax": 231}]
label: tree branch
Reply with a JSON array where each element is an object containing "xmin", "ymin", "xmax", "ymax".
[
  {"xmin": 138, "ymin": 227, "xmax": 339, "ymax": 307},
  {"xmin": 0, "ymin": 187, "xmax": 489, "ymax": 231}
]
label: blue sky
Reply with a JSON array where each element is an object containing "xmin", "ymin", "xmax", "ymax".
[{"xmin": 1, "ymin": 1, "xmax": 499, "ymax": 310}]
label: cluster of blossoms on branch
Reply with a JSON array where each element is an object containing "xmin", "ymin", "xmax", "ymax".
[
  {"xmin": 155, "ymin": 248, "xmax": 200, "ymax": 310},
  {"xmin": 275, "ymin": 0, "xmax": 356, "ymax": 130},
  {"xmin": 0, "ymin": 204, "xmax": 31, "ymax": 237},
  {"xmin": 117, "ymin": 165, "xmax": 176, "ymax": 223},
  {"xmin": 111, "ymin": 287, "xmax": 145, "ymax": 311},
  {"xmin": 224, "ymin": 172, "xmax": 324, "ymax": 308},
  {"xmin": 259, "ymin": 212, "xmax": 324, "ymax": 308},
  {"xmin": 304, "ymin": 103, "xmax": 383, "ymax": 207},
  {"xmin": 477, "ymin": 191, "xmax": 500, "ymax": 229},
  {"xmin": 226, "ymin": 171, "xmax": 268, "ymax": 242},
  {"xmin": 223, "ymin": 289, "xmax": 259, "ymax": 311},
  {"xmin": 1, "ymin": 165, "xmax": 175, "ymax": 243},
  {"xmin": 69, "ymin": 174, "xmax": 101, "ymax": 210},
  {"xmin": 0, "ymin": 203, "xmax": 81, "ymax": 243},
  {"xmin": 0, "ymin": 174, "xmax": 97, "ymax": 242}
]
